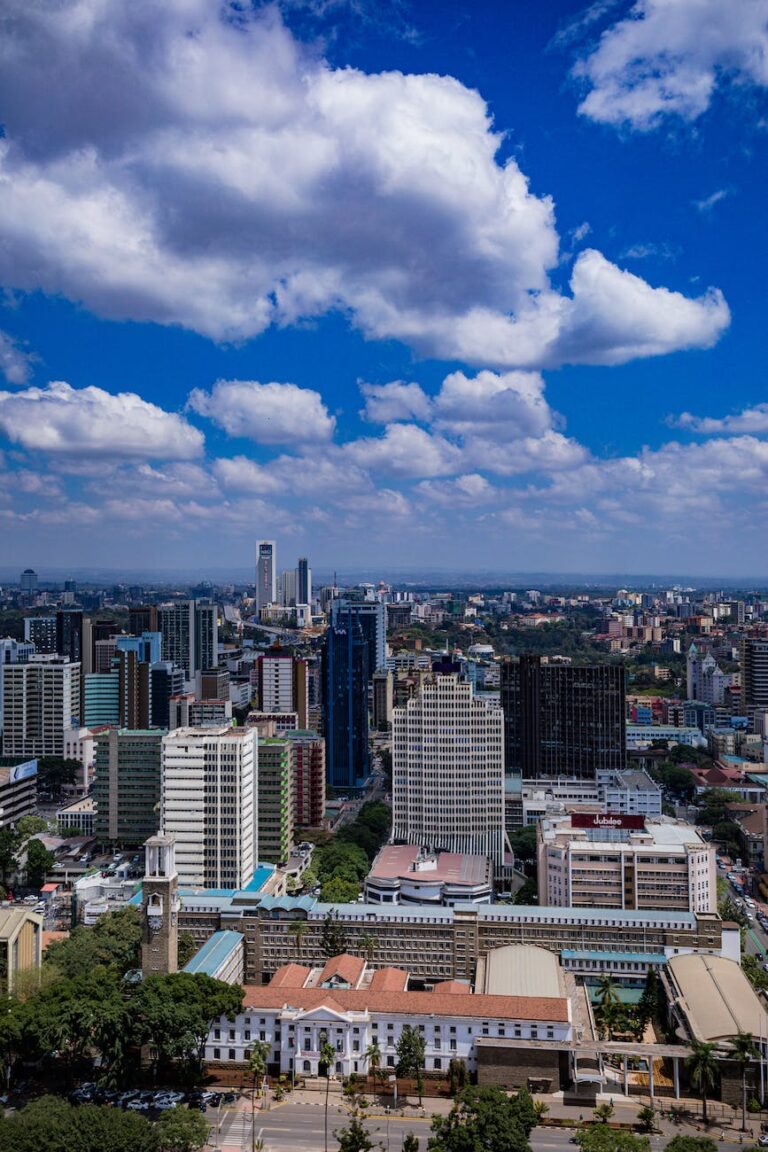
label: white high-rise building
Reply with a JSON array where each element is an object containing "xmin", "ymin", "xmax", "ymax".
[
  {"xmin": 686, "ymin": 643, "xmax": 726, "ymax": 705},
  {"xmin": 161, "ymin": 726, "xmax": 258, "ymax": 890},
  {"xmin": 392, "ymin": 674, "xmax": 505, "ymax": 866},
  {"xmin": 256, "ymin": 541, "xmax": 277, "ymax": 610},
  {"xmin": 1, "ymin": 657, "xmax": 81, "ymax": 758}
]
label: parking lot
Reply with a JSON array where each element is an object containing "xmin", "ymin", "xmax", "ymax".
[{"xmin": 67, "ymin": 1083, "xmax": 240, "ymax": 1116}]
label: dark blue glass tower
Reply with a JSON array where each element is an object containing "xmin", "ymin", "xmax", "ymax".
[{"xmin": 323, "ymin": 609, "xmax": 370, "ymax": 789}]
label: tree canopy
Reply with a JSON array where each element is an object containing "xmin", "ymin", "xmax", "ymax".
[{"xmin": 428, "ymin": 1085, "xmax": 538, "ymax": 1152}]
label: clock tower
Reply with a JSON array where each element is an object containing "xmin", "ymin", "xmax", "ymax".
[{"xmin": 141, "ymin": 832, "xmax": 180, "ymax": 975}]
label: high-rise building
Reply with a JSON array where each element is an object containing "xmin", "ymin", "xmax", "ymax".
[
  {"xmin": 257, "ymin": 737, "xmax": 294, "ymax": 864},
  {"xmin": 279, "ymin": 569, "xmax": 297, "ymax": 608},
  {"xmin": 500, "ymin": 656, "xmax": 626, "ymax": 781},
  {"xmin": 330, "ymin": 599, "xmax": 386, "ymax": 675},
  {"xmin": 1, "ymin": 658, "xmax": 81, "ymax": 758},
  {"xmin": 686, "ymin": 644, "xmax": 726, "ymax": 705},
  {"xmin": 322, "ymin": 611, "xmax": 369, "ymax": 789},
  {"xmin": 158, "ymin": 600, "xmax": 218, "ymax": 680},
  {"xmin": 392, "ymin": 674, "xmax": 505, "ymax": 866},
  {"xmin": 19, "ymin": 569, "xmax": 38, "ymax": 595},
  {"xmin": 83, "ymin": 669, "xmax": 120, "ymax": 727},
  {"xmin": 56, "ymin": 609, "xmax": 83, "ymax": 663},
  {"xmin": 93, "ymin": 728, "xmax": 164, "ymax": 846},
  {"xmin": 24, "ymin": 616, "xmax": 56, "ymax": 652},
  {"xmin": 129, "ymin": 605, "xmax": 159, "ymax": 636},
  {"xmin": 285, "ymin": 729, "xmax": 326, "ymax": 828},
  {"xmin": 742, "ymin": 638, "xmax": 768, "ymax": 711},
  {"xmin": 296, "ymin": 557, "xmax": 311, "ymax": 607},
  {"xmin": 257, "ymin": 648, "xmax": 309, "ymax": 728},
  {"xmin": 161, "ymin": 726, "xmax": 258, "ymax": 889},
  {"xmin": 372, "ymin": 669, "xmax": 393, "ymax": 731},
  {"xmin": 150, "ymin": 662, "xmax": 185, "ymax": 729},
  {"xmin": 255, "ymin": 541, "xmax": 276, "ymax": 610},
  {"xmin": 0, "ymin": 639, "xmax": 35, "ymax": 745}
]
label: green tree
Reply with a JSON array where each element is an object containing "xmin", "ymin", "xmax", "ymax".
[
  {"xmin": 728, "ymin": 1030, "xmax": 759, "ymax": 1132},
  {"xmin": 321, "ymin": 876, "xmax": 360, "ymax": 904},
  {"xmin": 637, "ymin": 1105, "xmax": 656, "ymax": 1132},
  {"xmin": 156, "ymin": 1105, "xmax": 209, "ymax": 1152},
  {"xmin": 132, "ymin": 971, "xmax": 243, "ymax": 1078},
  {"xmin": 25, "ymin": 838, "xmax": 54, "ymax": 888},
  {"xmin": 248, "ymin": 1040, "xmax": 271, "ymax": 1152},
  {"xmin": 36, "ymin": 756, "xmax": 82, "ymax": 792},
  {"xmin": 365, "ymin": 1040, "xmax": 381, "ymax": 1099},
  {"xmin": 686, "ymin": 1041, "xmax": 719, "ymax": 1124},
  {"xmin": 428, "ymin": 1085, "xmax": 538, "ymax": 1152},
  {"xmin": 0, "ymin": 829, "xmax": 17, "ymax": 884},
  {"xmin": 596, "ymin": 973, "xmax": 620, "ymax": 1008},
  {"xmin": 177, "ymin": 932, "xmax": 197, "ymax": 969},
  {"xmin": 396, "ymin": 1025, "xmax": 426, "ymax": 1107},
  {"xmin": 637, "ymin": 970, "xmax": 663, "ymax": 1031},
  {"xmin": 695, "ymin": 789, "xmax": 740, "ymax": 828},
  {"xmin": 334, "ymin": 1106, "xmax": 377, "ymax": 1152},
  {"xmin": 508, "ymin": 825, "xmax": 537, "ymax": 864},
  {"xmin": 288, "ymin": 918, "xmax": 309, "ymax": 960},
  {"xmin": 447, "ymin": 1057, "xmax": 467, "ymax": 1096},
  {"xmin": 46, "ymin": 907, "xmax": 142, "ymax": 978},
  {"xmin": 0, "ymin": 1095, "xmax": 156, "ymax": 1152},
  {"xmin": 593, "ymin": 1101, "xmax": 615, "ymax": 1123},
  {"xmin": 16, "ymin": 815, "xmax": 49, "ymax": 839},
  {"xmin": 321, "ymin": 910, "xmax": 348, "ymax": 958},
  {"xmin": 358, "ymin": 932, "xmax": 376, "ymax": 965},
  {"xmin": 320, "ymin": 1030, "xmax": 337, "ymax": 1152}
]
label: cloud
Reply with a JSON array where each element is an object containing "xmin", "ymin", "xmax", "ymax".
[
  {"xmin": 0, "ymin": 330, "xmax": 35, "ymax": 385},
  {"xmin": 188, "ymin": 380, "xmax": 335, "ymax": 444},
  {"xmin": 0, "ymin": 0, "xmax": 729, "ymax": 370},
  {"xmin": 417, "ymin": 473, "xmax": 494, "ymax": 505},
  {"xmin": 573, "ymin": 0, "xmax": 768, "ymax": 130},
  {"xmin": 433, "ymin": 370, "xmax": 555, "ymax": 440},
  {"xmin": 0, "ymin": 381, "xmax": 203, "ymax": 458},
  {"xmin": 670, "ymin": 403, "xmax": 768, "ymax": 435},
  {"xmin": 694, "ymin": 188, "xmax": 730, "ymax": 213},
  {"xmin": 359, "ymin": 380, "xmax": 433, "ymax": 424},
  {"xmin": 344, "ymin": 423, "xmax": 463, "ymax": 478},
  {"xmin": 212, "ymin": 455, "xmax": 284, "ymax": 494}
]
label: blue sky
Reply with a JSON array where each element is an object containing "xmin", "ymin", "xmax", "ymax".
[{"xmin": 0, "ymin": 0, "xmax": 766, "ymax": 577}]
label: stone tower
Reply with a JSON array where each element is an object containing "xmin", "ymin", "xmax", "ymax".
[{"xmin": 141, "ymin": 832, "xmax": 180, "ymax": 975}]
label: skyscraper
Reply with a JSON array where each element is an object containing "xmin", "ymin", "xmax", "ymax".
[
  {"xmin": 56, "ymin": 609, "xmax": 83, "ymax": 663},
  {"xmin": 330, "ymin": 599, "xmax": 386, "ymax": 675},
  {"xmin": 285, "ymin": 729, "xmax": 326, "ymax": 828},
  {"xmin": 255, "ymin": 541, "xmax": 276, "ymax": 610},
  {"xmin": 19, "ymin": 569, "xmax": 38, "ymax": 595},
  {"xmin": 161, "ymin": 726, "xmax": 258, "ymax": 889},
  {"xmin": 93, "ymin": 728, "xmax": 164, "ymax": 847},
  {"xmin": 500, "ymin": 656, "xmax": 626, "ymax": 780},
  {"xmin": 742, "ymin": 638, "xmax": 768, "ymax": 711},
  {"xmin": 296, "ymin": 557, "xmax": 311, "ymax": 606},
  {"xmin": 1, "ymin": 658, "xmax": 81, "ymax": 758},
  {"xmin": 392, "ymin": 674, "xmax": 505, "ymax": 866},
  {"xmin": 257, "ymin": 647, "xmax": 309, "ymax": 727},
  {"xmin": 158, "ymin": 600, "xmax": 218, "ymax": 680},
  {"xmin": 322, "ymin": 611, "xmax": 369, "ymax": 789}
]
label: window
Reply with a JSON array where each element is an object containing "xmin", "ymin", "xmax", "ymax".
[
  {"xmin": 434, "ymin": 1058, "xmax": 442, "ymax": 1070},
  {"xmin": 244, "ymin": 1031, "xmax": 251, "ymax": 1041},
  {"xmin": 213, "ymin": 1048, "xmax": 220, "ymax": 1060},
  {"xmin": 229, "ymin": 1048, "xmax": 236, "ymax": 1061},
  {"xmin": 214, "ymin": 1029, "xmax": 221, "ymax": 1040}
]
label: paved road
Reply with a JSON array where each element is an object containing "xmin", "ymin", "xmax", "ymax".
[{"xmin": 215, "ymin": 1100, "xmax": 763, "ymax": 1151}]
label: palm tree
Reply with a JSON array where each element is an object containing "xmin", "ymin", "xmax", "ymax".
[
  {"xmin": 359, "ymin": 932, "xmax": 376, "ymax": 965},
  {"xmin": 289, "ymin": 918, "xmax": 308, "ymax": 961},
  {"xmin": 729, "ymin": 1030, "xmax": 760, "ymax": 1132},
  {"xmin": 365, "ymin": 1040, "xmax": 381, "ymax": 1100},
  {"xmin": 248, "ymin": 1040, "xmax": 271, "ymax": 1152},
  {"xmin": 596, "ymin": 973, "xmax": 620, "ymax": 1008},
  {"xmin": 319, "ymin": 1029, "xmax": 336, "ymax": 1152},
  {"xmin": 686, "ymin": 1040, "xmax": 719, "ymax": 1125}
]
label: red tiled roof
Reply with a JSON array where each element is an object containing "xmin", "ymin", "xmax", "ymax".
[
  {"xmin": 269, "ymin": 963, "xmax": 311, "ymax": 989},
  {"xmin": 240, "ymin": 985, "xmax": 569, "ymax": 1023},
  {"xmin": 432, "ymin": 980, "xmax": 471, "ymax": 994},
  {"xmin": 368, "ymin": 967, "xmax": 409, "ymax": 992},
  {"xmin": 318, "ymin": 953, "xmax": 366, "ymax": 988}
]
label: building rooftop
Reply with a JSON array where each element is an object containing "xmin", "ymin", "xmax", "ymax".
[
  {"xmin": 483, "ymin": 945, "xmax": 563, "ymax": 1000},
  {"xmin": 368, "ymin": 844, "xmax": 490, "ymax": 886},
  {"xmin": 0, "ymin": 907, "xmax": 42, "ymax": 939},
  {"xmin": 183, "ymin": 930, "xmax": 243, "ymax": 977},
  {"xmin": 667, "ymin": 954, "xmax": 768, "ymax": 1046}
]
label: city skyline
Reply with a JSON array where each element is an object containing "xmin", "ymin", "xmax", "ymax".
[{"xmin": 0, "ymin": 1, "xmax": 766, "ymax": 574}]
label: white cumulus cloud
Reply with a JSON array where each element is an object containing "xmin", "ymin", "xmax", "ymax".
[
  {"xmin": 670, "ymin": 403, "xmax": 768, "ymax": 435},
  {"xmin": 359, "ymin": 380, "xmax": 433, "ymax": 424},
  {"xmin": 0, "ymin": 330, "xmax": 35, "ymax": 385},
  {"xmin": 0, "ymin": 0, "xmax": 729, "ymax": 370},
  {"xmin": 574, "ymin": 0, "xmax": 768, "ymax": 130},
  {"xmin": 188, "ymin": 380, "xmax": 335, "ymax": 445},
  {"xmin": 0, "ymin": 381, "xmax": 204, "ymax": 458}
]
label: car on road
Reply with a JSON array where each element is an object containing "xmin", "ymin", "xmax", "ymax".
[{"xmin": 756, "ymin": 1135, "xmax": 768, "ymax": 1147}]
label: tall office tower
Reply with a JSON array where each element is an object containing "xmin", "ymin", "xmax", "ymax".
[
  {"xmin": 56, "ymin": 609, "xmax": 83, "ymax": 663},
  {"xmin": 129, "ymin": 605, "xmax": 159, "ymax": 636},
  {"xmin": 141, "ymin": 833, "xmax": 180, "ymax": 975},
  {"xmin": 158, "ymin": 600, "xmax": 218, "ymax": 680},
  {"xmin": 742, "ymin": 638, "xmax": 768, "ymax": 711},
  {"xmin": 296, "ymin": 557, "xmax": 311, "ymax": 607},
  {"xmin": 330, "ymin": 599, "xmax": 386, "ymax": 675},
  {"xmin": 93, "ymin": 728, "xmax": 164, "ymax": 846},
  {"xmin": 24, "ymin": 616, "xmax": 56, "ymax": 653},
  {"xmin": 83, "ymin": 669, "xmax": 120, "ymax": 727},
  {"xmin": 255, "ymin": 541, "xmax": 276, "ymax": 610},
  {"xmin": 0, "ymin": 639, "xmax": 35, "ymax": 743},
  {"xmin": 285, "ymin": 729, "xmax": 325, "ymax": 828},
  {"xmin": 279, "ymin": 569, "xmax": 297, "ymax": 608},
  {"xmin": 372, "ymin": 669, "xmax": 394, "ymax": 731},
  {"xmin": 116, "ymin": 650, "xmax": 152, "ymax": 729},
  {"xmin": 161, "ymin": 726, "xmax": 258, "ymax": 889},
  {"xmin": 19, "ymin": 569, "xmax": 38, "ymax": 595},
  {"xmin": 392, "ymin": 674, "xmax": 505, "ymax": 866},
  {"xmin": 1, "ymin": 658, "xmax": 81, "ymax": 758},
  {"xmin": 500, "ymin": 655, "xmax": 626, "ymax": 780},
  {"xmin": 150, "ymin": 662, "xmax": 185, "ymax": 729},
  {"xmin": 257, "ymin": 737, "xmax": 294, "ymax": 863},
  {"xmin": 200, "ymin": 667, "xmax": 230, "ymax": 701},
  {"xmin": 322, "ymin": 612, "xmax": 370, "ymax": 789},
  {"xmin": 686, "ymin": 644, "xmax": 726, "ymax": 705},
  {"xmin": 258, "ymin": 647, "xmax": 309, "ymax": 728},
  {"xmin": 93, "ymin": 638, "xmax": 118, "ymax": 673}
]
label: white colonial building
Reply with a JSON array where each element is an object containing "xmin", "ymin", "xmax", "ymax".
[{"xmin": 204, "ymin": 951, "xmax": 572, "ymax": 1077}]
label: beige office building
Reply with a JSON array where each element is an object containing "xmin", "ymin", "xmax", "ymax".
[{"xmin": 537, "ymin": 812, "xmax": 716, "ymax": 914}]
